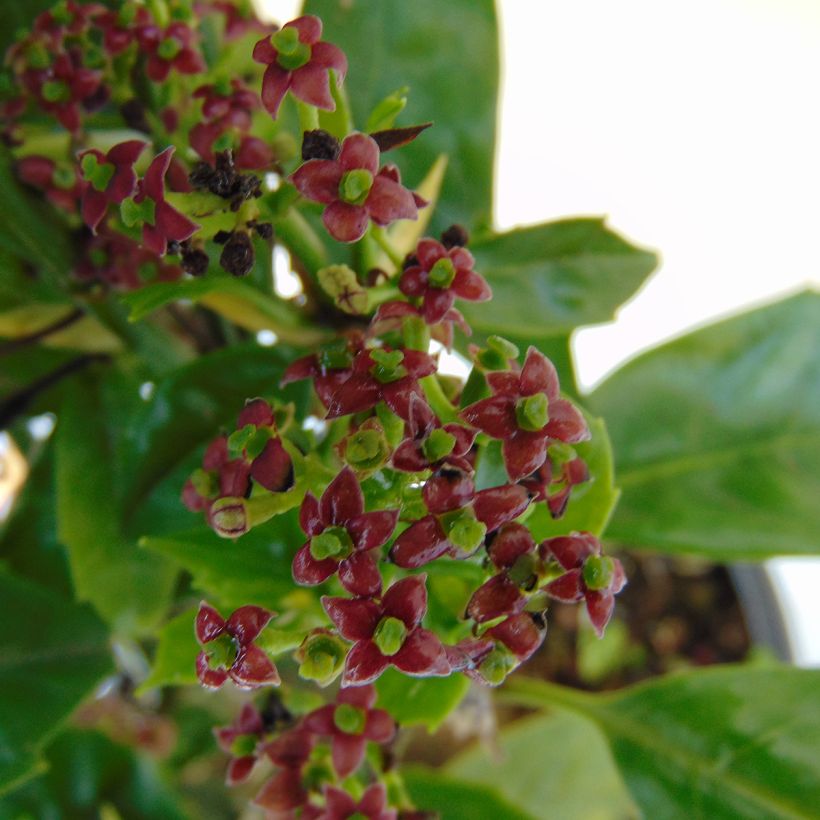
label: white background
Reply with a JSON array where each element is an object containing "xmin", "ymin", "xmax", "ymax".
[{"xmin": 260, "ymin": 0, "xmax": 820, "ymax": 663}]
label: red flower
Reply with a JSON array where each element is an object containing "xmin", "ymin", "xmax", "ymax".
[
  {"xmin": 399, "ymin": 239, "xmax": 491, "ymax": 325},
  {"xmin": 307, "ymin": 784, "xmax": 397, "ymax": 820},
  {"xmin": 372, "ymin": 300, "xmax": 472, "ymax": 350},
  {"xmin": 291, "ymin": 133, "xmax": 422, "ymax": 243},
  {"xmin": 302, "ymin": 685, "xmax": 395, "ymax": 777},
  {"xmin": 461, "ymin": 346, "xmax": 589, "ymax": 481},
  {"xmin": 389, "ymin": 483, "xmax": 532, "ymax": 568},
  {"xmin": 252, "ymin": 15, "xmax": 347, "ymax": 119},
  {"xmin": 255, "ymin": 727, "xmax": 315, "ymax": 815},
  {"xmin": 136, "ymin": 22, "xmax": 206, "ymax": 83},
  {"xmin": 323, "ymin": 346, "xmax": 437, "ymax": 421},
  {"xmin": 195, "ymin": 602, "xmax": 280, "ymax": 689},
  {"xmin": 16, "ymin": 155, "xmax": 82, "ymax": 213},
  {"xmin": 323, "ymin": 575, "xmax": 450, "ymax": 686},
  {"xmin": 292, "ymin": 467, "xmax": 398, "ymax": 598},
  {"xmin": 133, "ymin": 147, "xmax": 199, "ymax": 255},
  {"xmin": 541, "ymin": 533, "xmax": 626, "ymax": 637},
  {"xmin": 214, "ymin": 703, "xmax": 266, "ymax": 785},
  {"xmin": 519, "ymin": 452, "xmax": 590, "ymax": 519},
  {"xmin": 95, "ymin": 5, "xmax": 150, "ymax": 55},
  {"xmin": 79, "ymin": 139, "xmax": 146, "ymax": 232},
  {"xmin": 391, "ymin": 392, "xmax": 476, "ymax": 474}
]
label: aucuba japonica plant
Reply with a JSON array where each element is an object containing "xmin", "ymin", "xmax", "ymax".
[{"xmin": 2, "ymin": 1, "xmax": 819, "ymax": 818}]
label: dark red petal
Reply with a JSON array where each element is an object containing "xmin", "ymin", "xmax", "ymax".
[
  {"xmin": 381, "ymin": 574, "xmax": 427, "ymax": 629},
  {"xmin": 392, "ymin": 627, "xmax": 450, "ymax": 676},
  {"xmin": 107, "ymin": 138, "xmax": 146, "ymax": 167},
  {"xmin": 366, "ymin": 175, "xmax": 418, "ymax": 225},
  {"xmin": 611, "ymin": 558, "xmax": 627, "ymax": 594},
  {"xmin": 324, "ymin": 785, "xmax": 358, "ymax": 817},
  {"xmin": 489, "ymin": 613, "xmax": 545, "ymax": 662},
  {"xmin": 375, "ymin": 300, "xmax": 419, "ymax": 322},
  {"xmin": 254, "ymin": 769, "xmax": 306, "ymax": 813},
  {"xmin": 293, "ymin": 542, "xmax": 339, "ymax": 585},
  {"xmin": 321, "ymin": 466, "xmax": 364, "ymax": 524},
  {"xmin": 237, "ymin": 398, "xmax": 274, "ymax": 427},
  {"xmin": 325, "ymin": 373, "xmax": 381, "ymax": 418},
  {"xmin": 339, "ymin": 132, "xmax": 380, "ymax": 174},
  {"xmin": 486, "ymin": 371, "xmax": 521, "ymax": 396},
  {"xmin": 155, "ymin": 199, "xmax": 199, "ymax": 242},
  {"xmin": 423, "ymin": 471, "xmax": 475, "ymax": 515},
  {"xmin": 503, "ymin": 431, "xmax": 548, "ymax": 481},
  {"xmin": 399, "ymin": 265, "xmax": 427, "ymax": 298},
  {"xmin": 299, "ymin": 492, "xmax": 324, "ymax": 536},
  {"xmin": 106, "ymin": 165, "xmax": 137, "ymax": 203},
  {"xmin": 142, "ymin": 223, "xmax": 165, "ymax": 254},
  {"xmin": 322, "ymin": 596, "xmax": 381, "ymax": 641},
  {"xmin": 230, "ymin": 645, "xmax": 280, "ymax": 688},
  {"xmin": 400, "ymin": 350, "xmax": 437, "ymax": 378},
  {"xmin": 391, "ymin": 440, "xmax": 429, "ymax": 472},
  {"xmin": 544, "ymin": 568, "xmax": 585, "ymax": 602},
  {"xmin": 541, "ymin": 533, "xmax": 599, "ymax": 570},
  {"xmin": 219, "ymin": 458, "xmax": 251, "ymax": 497},
  {"xmin": 251, "ymin": 437, "xmax": 292, "ymax": 491},
  {"xmin": 467, "ymin": 574, "xmax": 526, "ymax": 623},
  {"xmin": 81, "ymin": 188, "xmax": 107, "ymax": 232},
  {"xmin": 236, "ymin": 702, "xmax": 265, "ymax": 734},
  {"xmin": 226, "ymin": 756, "xmax": 257, "ymax": 786},
  {"xmin": 310, "ymin": 41, "xmax": 348, "ymax": 79},
  {"xmin": 445, "ymin": 637, "xmax": 494, "ymax": 672},
  {"xmin": 291, "ymin": 61, "xmax": 335, "ymax": 110},
  {"xmin": 264, "ymin": 727, "xmax": 315, "ymax": 767},
  {"xmin": 331, "ymin": 733, "xmax": 367, "ymax": 778},
  {"xmin": 302, "ymin": 703, "xmax": 336, "ymax": 735},
  {"xmin": 286, "ymin": 14, "xmax": 322, "ymax": 44},
  {"xmin": 423, "ymin": 288, "xmax": 456, "ymax": 325},
  {"xmin": 339, "ymin": 683, "xmax": 377, "ymax": 709},
  {"xmin": 416, "ymin": 238, "xmax": 446, "ymax": 269},
  {"xmin": 359, "ymin": 783, "xmax": 391, "ymax": 816},
  {"xmin": 473, "ymin": 484, "xmax": 531, "ymax": 532},
  {"xmin": 260, "ymin": 63, "xmax": 291, "ymax": 117},
  {"xmin": 323, "ymin": 200, "xmax": 370, "ymax": 243},
  {"xmin": 520, "ymin": 347, "xmax": 560, "ymax": 398},
  {"xmin": 586, "ymin": 590, "xmax": 616, "ymax": 638},
  {"xmin": 544, "ymin": 399, "xmax": 590, "ymax": 443},
  {"xmin": 291, "ymin": 159, "xmax": 343, "ymax": 204},
  {"xmin": 196, "ymin": 602, "xmax": 225, "ymax": 643},
  {"xmin": 342, "ymin": 640, "xmax": 389, "ymax": 686},
  {"xmin": 444, "ymin": 423, "xmax": 477, "ymax": 456},
  {"xmin": 347, "ymin": 509, "xmax": 398, "ymax": 551},
  {"xmin": 235, "ymin": 135, "xmax": 274, "ymax": 170},
  {"xmin": 390, "ymin": 516, "xmax": 451, "ymax": 568},
  {"xmin": 488, "ymin": 522, "xmax": 536, "ymax": 569},
  {"xmin": 227, "ymin": 605, "xmax": 273, "ymax": 644},
  {"xmin": 363, "ymin": 708, "xmax": 396, "ymax": 743},
  {"xmin": 282, "ymin": 354, "xmax": 319, "ymax": 385},
  {"xmin": 460, "ymin": 396, "xmax": 517, "ymax": 439},
  {"xmin": 252, "ymin": 35, "xmax": 277, "ymax": 64},
  {"xmin": 382, "ymin": 378, "xmax": 422, "ymax": 421},
  {"xmin": 143, "ymin": 146, "xmax": 173, "ymax": 201},
  {"xmin": 196, "ymin": 651, "xmax": 228, "ymax": 688},
  {"xmin": 339, "ymin": 551, "xmax": 382, "ymax": 598},
  {"xmin": 452, "ymin": 268, "xmax": 492, "ymax": 302}
]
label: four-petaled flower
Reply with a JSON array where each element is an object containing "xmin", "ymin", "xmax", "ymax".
[
  {"xmin": 303, "ymin": 684, "xmax": 395, "ymax": 777},
  {"xmin": 293, "ymin": 467, "xmax": 398, "ymax": 598},
  {"xmin": 323, "ymin": 575, "xmax": 450, "ymax": 686},
  {"xmin": 541, "ymin": 533, "xmax": 626, "ymax": 637},
  {"xmin": 255, "ymin": 727, "xmax": 315, "ymax": 815},
  {"xmin": 79, "ymin": 139, "xmax": 146, "ymax": 232},
  {"xmin": 195, "ymin": 601, "xmax": 280, "ymax": 689},
  {"xmin": 252, "ymin": 15, "xmax": 347, "ymax": 119},
  {"xmin": 399, "ymin": 238, "xmax": 491, "ymax": 325},
  {"xmin": 136, "ymin": 21, "xmax": 206, "ymax": 82},
  {"xmin": 291, "ymin": 132, "xmax": 422, "ymax": 243},
  {"xmin": 461, "ymin": 346, "xmax": 590, "ymax": 481},
  {"xmin": 305, "ymin": 784, "xmax": 397, "ymax": 820},
  {"xmin": 213, "ymin": 703, "xmax": 266, "ymax": 786}
]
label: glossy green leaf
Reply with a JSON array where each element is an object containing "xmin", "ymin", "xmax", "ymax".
[
  {"xmin": 2, "ymin": 729, "xmax": 188, "ymax": 819},
  {"xmin": 0, "ymin": 572, "xmax": 112, "ymax": 797},
  {"xmin": 56, "ymin": 372, "xmax": 177, "ymax": 634},
  {"xmin": 137, "ymin": 609, "xmax": 200, "ymax": 694},
  {"xmin": 461, "ymin": 218, "xmax": 658, "ymax": 339},
  {"xmin": 447, "ymin": 712, "xmax": 638, "ymax": 820},
  {"xmin": 506, "ymin": 665, "xmax": 820, "ymax": 819},
  {"xmin": 140, "ymin": 512, "xmax": 304, "ymax": 612},
  {"xmin": 402, "ymin": 766, "xmax": 533, "ymax": 820},
  {"xmin": 304, "ymin": 0, "xmax": 498, "ymax": 233},
  {"xmin": 589, "ymin": 291, "xmax": 820, "ymax": 558},
  {"xmin": 375, "ymin": 668, "xmax": 470, "ymax": 732}
]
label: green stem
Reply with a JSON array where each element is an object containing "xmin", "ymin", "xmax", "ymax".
[
  {"xmin": 270, "ymin": 208, "xmax": 328, "ymax": 276},
  {"xmin": 371, "ymin": 224, "xmax": 405, "ymax": 268},
  {"xmin": 497, "ymin": 677, "xmax": 599, "ymax": 713},
  {"xmin": 296, "ymin": 100, "xmax": 320, "ymax": 134},
  {"xmin": 421, "ymin": 374, "xmax": 458, "ymax": 423}
]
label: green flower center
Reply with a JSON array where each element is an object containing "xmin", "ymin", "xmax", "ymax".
[
  {"xmin": 477, "ymin": 335, "xmax": 520, "ymax": 370},
  {"xmin": 157, "ymin": 36, "xmax": 181, "ymax": 61},
  {"xmin": 582, "ymin": 555, "xmax": 615, "ymax": 591},
  {"xmin": 52, "ymin": 165, "xmax": 76, "ymax": 190},
  {"xmin": 298, "ymin": 632, "xmax": 347, "ymax": 685},
  {"xmin": 333, "ymin": 703, "xmax": 366, "ymax": 735},
  {"xmin": 41, "ymin": 79, "xmax": 70, "ymax": 103},
  {"xmin": 273, "ymin": 27, "xmax": 311, "ymax": 70},
  {"xmin": 428, "ymin": 257, "xmax": 456, "ymax": 289},
  {"xmin": 318, "ymin": 339, "xmax": 353, "ymax": 371},
  {"xmin": 442, "ymin": 509, "xmax": 487, "ymax": 553},
  {"xmin": 479, "ymin": 645, "xmax": 516, "ymax": 686},
  {"xmin": 229, "ymin": 733, "xmax": 258, "ymax": 758},
  {"xmin": 228, "ymin": 423, "xmax": 272, "ymax": 460},
  {"xmin": 515, "ymin": 393, "xmax": 549, "ymax": 432},
  {"xmin": 369, "ymin": 349, "xmax": 407, "ymax": 384},
  {"xmin": 121, "ymin": 196, "xmax": 157, "ymax": 228},
  {"xmin": 206, "ymin": 632, "xmax": 237, "ymax": 671},
  {"xmin": 422, "ymin": 428, "xmax": 457, "ymax": 463},
  {"xmin": 310, "ymin": 526, "xmax": 353, "ymax": 560},
  {"xmin": 339, "ymin": 169, "xmax": 374, "ymax": 205},
  {"xmin": 373, "ymin": 616, "xmax": 407, "ymax": 656},
  {"xmin": 346, "ymin": 428, "xmax": 388, "ymax": 470}
]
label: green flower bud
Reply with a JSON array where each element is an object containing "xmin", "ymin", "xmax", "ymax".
[
  {"xmin": 338, "ymin": 169, "xmax": 374, "ymax": 205},
  {"xmin": 582, "ymin": 555, "xmax": 615, "ymax": 591},
  {"xmin": 209, "ymin": 497, "xmax": 248, "ymax": 538},
  {"xmin": 488, "ymin": 335, "xmax": 520, "ymax": 360},
  {"xmin": 333, "ymin": 703, "xmax": 366, "ymax": 735},
  {"xmin": 296, "ymin": 630, "xmax": 347, "ymax": 687},
  {"xmin": 346, "ymin": 426, "xmax": 390, "ymax": 472},
  {"xmin": 428, "ymin": 257, "xmax": 456, "ymax": 289},
  {"xmin": 190, "ymin": 467, "xmax": 219, "ymax": 499},
  {"xmin": 515, "ymin": 393, "xmax": 549, "ymax": 432},
  {"xmin": 373, "ymin": 616, "xmax": 407, "ymax": 657},
  {"xmin": 422, "ymin": 428, "xmax": 456, "ymax": 463},
  {"xmin": 318, "ymin": 264, "xmax": 368, "ymax": 315},
  {"xmin": 478, "ymin": 645, "xmax": 517, "ymax": 686},
  {"xmin": 376, "ymin": 403, "xmax": 406, "ymax": 448}
]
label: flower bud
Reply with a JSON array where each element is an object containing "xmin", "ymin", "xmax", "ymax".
[
  {"xmin": 296, "ymin": 629, "xmax": 347, "ymax": 687},
  {"xmin": 344, "ymin": 424, "xmax": 390, "ymax": 473},
  {"xmin": 318, "ymin": 264, "xmax": 368, "ymax": 315},
  {"xmin": 209, "ymin": 497, "xmax": 249, "ymax": 538}
]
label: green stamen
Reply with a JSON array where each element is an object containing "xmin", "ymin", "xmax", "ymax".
[
  {"xmin": 582, "ymin": 555, "xmax": 615, "ymax": 591},
  {"xmin": 273, "ymin": 27, "xmax": 311, "ymax": 70},
  {"xmin": 230, "ymin": 734, "xmax": 258, "ymax": 757},
  {"xmin": 428, "ymin": 257, "xmax": 456, "ymax": 289},
  {"xmin": 369, "ymin": 349, "xmax": 407, "ymax": 384},
  {"xmin": 338, "ymin": 169, "xmax": 374, "ymax": 205},
  {"xmin": 333, "ymin": 703, "xmax": 366, "ymax": 735},
  {"xmin": 206, "ymin": 632, "xmax": 237, "ymax": 670},
  {"xmin": 157, "ymin": 36, "xmax": 181, "ymax": 60},
  {"xmin": 422, "ymin": 428, "xmax": 456, "ymax": 463},
  {"xmin": 310, "ymin": 526, "xmax": 353, "ymax": 560},
  {"xmin": 373, "ymin": 616, "xmax": 407, "ymax": 656},
  {"xmin": 515, "ymin": 393, "xmax": 549, "ymax": 432}
]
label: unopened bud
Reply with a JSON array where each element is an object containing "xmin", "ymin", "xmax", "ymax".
[
  {"xmin": 296, "ymin": 629, "xmax": 347, "ymax": 686},
  {"xmin": 582, "ymin": 555, "xmax": 615, "ymax": 591},
  {"xmin": 478, "ymin": 645, "xmax": 516, "ymax": 686},
  {"xmin": 318, "ymin": 264, "xmax": 368, "ymax": 315},
  {"xmin": 209, "ymin": 497, "xmax": 249, "ymax": 538},
  {"xmin": 345, "ymin": 425, "xmax": 390, "ymax": 472}
]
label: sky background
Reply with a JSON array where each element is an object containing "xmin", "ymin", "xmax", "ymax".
[{"xmin": 259, "ymin": 0, "xmax": 820, "ymax": 664}]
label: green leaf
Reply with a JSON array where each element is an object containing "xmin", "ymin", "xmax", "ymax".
[
  {"xmin": 447, "ymin": 712, "xmax": 638, "ymax": 820},
  {"xmin": 0, "ymin": 572, "xmax": 112, "ymax": 797},
  {"xmin": 304, "ymin": 0, "xmax": 498, "ymax": 233},
  {"xmin": 137, "ymin": 609, "xmax": 200, "ymax": 694},
  {"xmin": 375, "ymin": 668, "xmax": 470, "ymax": 732},
  {"xmin": 402, "ymin": 766, "xmax": 534, "ymax": 820},
  {"xmin": 506, "ymin": 666, "xmax": 820, "ymax": 820},
  {"xmin": 56, "ymin": 372, "xmax": 177, "ymax": 634},
  {"xmin": 461, "ymin": 218, "xmax": 658, "ymax": 339},
  {"xmin": 140, "ymin": 513, "xmax": 305, "ymax": 612},
  {"xmin": 589, "ymin": 291, "xmax": 820, "ymax": 558}
]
